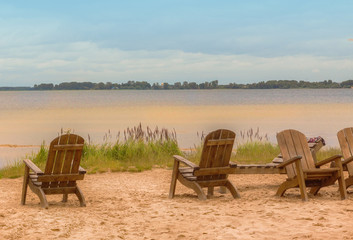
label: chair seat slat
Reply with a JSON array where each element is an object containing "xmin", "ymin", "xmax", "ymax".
[{"xmin": 36, "ymin": 173, "xmax": 85, "ymax": 182}]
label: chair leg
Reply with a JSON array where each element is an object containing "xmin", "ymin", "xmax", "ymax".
[
  {"xmin": 276, "ymin": 181, "xmax": 288, "ymax": 197},
  {"xmin": 334, "ymin": 159, "xmax": 347, "ymax": 200},
  {"xmin": 37, "ymin": 188, "xmax": 49, "ymax": 209},
  {"xmin": 346, "ymin": 177, "xmax": 353, "ymax": 189},
  {"xmin": 193, "ymin": 183, "xmax": 207, "ymax": 200},
  {"xmin": 309, "ymin": 186, "xmax": 321, "ymax": 195},
  {"xmin": 27, "ymin": 180, "xmax": 49, "ymax": 209},
  {"xmin": 219, "ymin": 186, "xmax": 227, "ymax": 194},
  {"xmin": 337, "ymin": 173, "xmax": 347, "ymax": 200},
  {"xmin": 177, "ymin": 174, "xmax": 207, "ymax": 200},
  {"xmin": 21, "ymin": 165, "xmax": 30, "ymax": 205},
  {"xmin": 276, "ymin": 179, "xmax": 301, "ymax": 198},
  {"xmin": 62, "ymin": 193, "xmax": 68, "ymax": 202},
  {"xmin": 225, "ymin": 180, "xmax": 240, "ymax": 198},
  {"xmin": 207, "ymin": 187, "xmax": 214, "ymax": 196},
  {"xmin": 295, "ymin": 161, "xmax": 308, "ymax": 201},
  {"xmin": 168, "ymin": 159, "xmax": 179, "ymax": 199},
  {"xmin": 75, "ymin": 186, "xmax": 86, "ymax": 207}
]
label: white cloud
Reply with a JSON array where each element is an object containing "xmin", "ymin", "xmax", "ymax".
[
  {"xmin": 312, "ymin": 69, "xmax": 320, "ymax": 73},
  {"xmin": 1, "ymin": 41, "xmax": 353, "ymax": 86}
]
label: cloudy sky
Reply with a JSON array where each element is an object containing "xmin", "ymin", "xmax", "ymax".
[{"xmin": 1, "ymin": 0, "xmax": 352, "ymax": 86}]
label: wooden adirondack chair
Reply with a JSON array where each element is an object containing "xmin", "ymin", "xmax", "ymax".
[
  {"xmin": 21, "ymin": 134, "xmax": 86, "ymax": 208},
  {"xmin": 276, "ymin": 129, "xmax": 347, "ymax": 201},
  {"xmin": 337, "ymin": 127, "xmax": 353, "ymax": 188},
  {"xmin": 169, "ymin": 129, "xmax": 240, "ymax": 200}
]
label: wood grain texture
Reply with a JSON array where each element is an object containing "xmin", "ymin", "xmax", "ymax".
[
  {"xmin": 337, "ymin": 127, "xmax": 353, "ymax": 188},
  {"xmin": 169, "ymin": 129, "xmax": 239, "ymax": 200},
  {"xmin": 21, "ymin": 134, "xmax": 86, "ymax": 208},
  {"xmin": 277, "ymin": 129, "xmax": 347, "ymax": 201}
]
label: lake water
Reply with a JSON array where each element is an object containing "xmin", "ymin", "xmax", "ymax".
[
  {"xmin": 1, "ymin": 89, "xmax": 353, "ymax": 167},
  {"xmin": 1, "ymin": 89, "xmax": 353, "ymax": 110}
]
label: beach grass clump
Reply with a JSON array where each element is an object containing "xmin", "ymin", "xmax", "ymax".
[
  {"xmin": 0, "ymin": 124, "xmax": 181, "ymax": 178},
  {"xmin": 233, "ymin": 128, "xmax": 277, "ymax": 163},
  {"xmin": 184, "ymin": 141, "xmax": 278, "ymax": 164},
  {"xmin": 238, "ymin": 127, "xmax": 269, "ymax": 143},
  {"xmin": 186, "ymin": 142, "xmax": 279, "ymax": 164},
  {"xmin": 0, "ymin": 126, "xmax": 344, "ymax": 178},
  {"xmin": 0, "ymin": 161, "xmax": 24, "ymax": 179},
  {"xmin": 233, "ymin": 141, "xmax": 279, "ymax": 163},
  {"xmin": 81, "ymin": 124, "xmax": 181, "ymax": 173},
  {"xmin": 0, "ymin": 143, "xmax": 48, "ymax": 179},
  {"xmin": 82, "ymin": 138, "xmax": 181, "ymax": 173},
  {"xmin": 316, "ymin": 146, "xmax": 342, "ymax": 162}
]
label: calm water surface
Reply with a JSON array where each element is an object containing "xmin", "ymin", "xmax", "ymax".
[{"xmin": 1, "ymin": 89, "xmax": 353, "ymax": 110}]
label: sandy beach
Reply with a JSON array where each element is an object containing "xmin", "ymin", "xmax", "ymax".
[{"xmin": 1, "ymin": 169, "xmax": 353, "ymax": 240}]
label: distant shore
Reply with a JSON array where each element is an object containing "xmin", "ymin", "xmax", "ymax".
[{"xmin": 1, "ymin": 79, "xmax": 353, "ymax": 91}]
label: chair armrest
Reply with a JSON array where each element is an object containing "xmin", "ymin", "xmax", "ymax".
[
  {"xmin": 23, "ymin": 159, "xmax": 44, "ymax": 175},
  {"xmin": 229, "ymin": 161, "xmax": 237, "ymax": 168},
  {"xmin": 277, "ymin": 156, "xmax": 302, "ymax": 168},
  {"xmin": 342, "ymin": 156, "xmax": 353, "ymax": 165},
  {"xmin": 79, "ymin": 166, "xmax": 86, "ymax": 174},
  {"xmin": 315, "ymin": 155, "xmax": 342, "ymax": 167},
  {"xmin": 173, "ymin": 155, "xmax": 200, "ymax": 170}
]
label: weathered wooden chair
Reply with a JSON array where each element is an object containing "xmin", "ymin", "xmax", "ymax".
[
  {"xmin": 21, "ymin": 133, "xmax": 86, "ymax": 208},
  {"xmin": 276, "ymin": 129, "xmax": 347, "ymax": 201},
  {"xmin": 169, "ymin": 129, "xmax": 240, "ymax": 200},
  {"xmin": 337, "ymin": 127, "xmax": 353, "ymax": 189}
]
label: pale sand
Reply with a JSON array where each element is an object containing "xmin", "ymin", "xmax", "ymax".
[{"xmin": 1, "ymin": 169, "xmax": 353, "ymax": 240}]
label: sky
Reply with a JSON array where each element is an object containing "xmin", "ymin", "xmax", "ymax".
[{"xmin": 0, "ymin": 0, "xmax": 352, "ymax": 86}]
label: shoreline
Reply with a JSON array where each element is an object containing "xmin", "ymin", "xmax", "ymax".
[{"xmin": 0, "ymin": 144, "xmax": 41, "ymax": 148}]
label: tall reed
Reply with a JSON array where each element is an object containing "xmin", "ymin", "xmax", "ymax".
[{"xmin": 0, "ymin": 126, "xmax": 343, "ymax": 178}]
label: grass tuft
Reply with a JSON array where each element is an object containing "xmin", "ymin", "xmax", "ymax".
[
  {"xmin": 233, "ymin": 141, "xmax": 280, "ymax": 163},
  {"xmin": 0, "ymin": 125, "xmax": 181, "ymax": 178},
  {"xmin": 0, "ymin": 126, "xmax": 344, "ymax": 178}
]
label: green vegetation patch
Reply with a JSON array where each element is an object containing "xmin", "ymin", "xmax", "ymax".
[
  {"xmin": 0, "ymin": 126, "xmax": 343, "ymax": 179},
  {"xmin": 0, "ymin": 125, "xmax": 181, "ymax": 178},
  {"xmin": 234, "ymin": 141, "xmax": 280, "ymax": 164}
]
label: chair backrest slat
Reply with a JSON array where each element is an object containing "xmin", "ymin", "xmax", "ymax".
[
  {"xmin": 52, "ymin": 134, "xmax": 69, "ymax": 175},
  {"xmin": 292, "ymin": 130, "xmax": 315, "ymax": 169},
  {"xmin": 60, "ymin": 134, "xmax": 80, "ymax": 187},
  {"xmin": 277, "ymin": 129, "xmax": 315, "ymax": 179},
  {"xmin": 338, "ymin": 128, "xmax": 353, "ymax": 174},
  {"xmin": 68, "ymin": 136, "xmax": 85, "ymax": 187},
  {"xmin": 276, "ymin": 131, "xmax": 296, "ymax": 178},
  {"xmin": 41, "ymin": 134, "xmax": 85, "ymax": 188}
]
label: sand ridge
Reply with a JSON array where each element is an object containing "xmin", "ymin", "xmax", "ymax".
[{"xmin": 1, "ymin": 169, "xmax": 353, "ymax": 239}]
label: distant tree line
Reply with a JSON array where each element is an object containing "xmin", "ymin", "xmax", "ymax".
[{"xmin": 1, "ymin": 79, "xmax": 353, "ymax": 91}]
